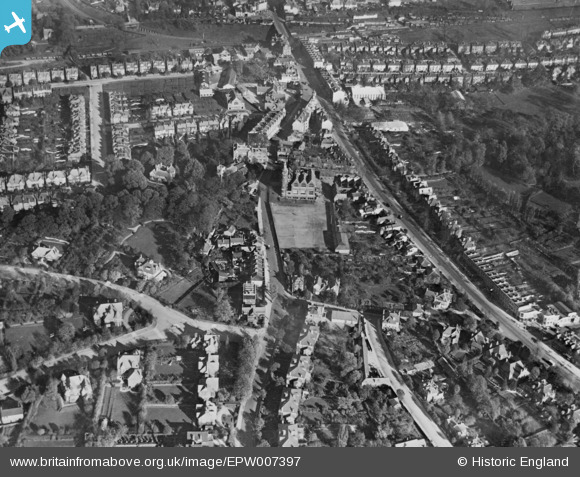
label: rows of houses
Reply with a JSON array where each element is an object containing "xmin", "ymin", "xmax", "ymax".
[
  {"xmin": 0, "ymin": 67, "xmax": 79, "ymax": 88},
  {"xmin": 466, "ymin": 54, "xmax": 580, "ymax": 72},
  {"xmin": 278, "ymin": 321, "xmax": 321, "ymax": 446},
  {"xmin": 152, "ymin": 96, "xmax": 227, "ymax": 139},
  {"xmin": 373, "ymin": 127, "xmax": 580, "ymax": 338},
  {"xmin": 0, "ymin": 167, "xmax": 91, "ymax": 195},
  {"xmin": 456, "ymin": 41, "xmax": 523, "ymax": 56},
  {"xmin": 197, "ymin": 333, "xmax": 220, "ymax": 404},
  {"xmin": 89, "ymin": 57, "xmax": 194, "ymax": 80},
  {"xmin": 0, "ymin": 167, "xmax": 91, "ymax": 212},
  {"xmin": 203, "ymin": 226, "xmax": 270, "ymax": 327},
  {"xmin": 541, "ymin": 26, "xmax": 580, "ymax": 39},
  {"xmin": 337, "ymin": 58, "xmax": 464, "ymax": 74},
  {"xmin": 68, "ymin": 95, "xmax": 87, "ymax": 163}
]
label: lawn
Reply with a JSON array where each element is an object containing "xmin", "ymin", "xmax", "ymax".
[
  {"xmin": 492, "ymin": 86, "xmax": 580, "ymax": 117},
  {"xmin": 102, "ymin": 77, "xmax": 196, "ymax": 96},
  {"xmin": 5, "ymin": 324, "xmax": 50, "ymax": 358},
  {"xmin": 149, "ymin": 384, "xmax": 196, "ymax": 404},
  {"xmin": 104, "ymin": 386, "xmax": 140, "ymax": 429},
  {"xmin": 156, "ymin": 277, "xmax": 197, "ymax": 304},
  {"xmin": 125, "ymin": 222, "xmax": 173, "ymax": 264},
  {"xmin": 145, "ymin": 406, "xmax": 196, "ymax": 433},
  {"xmin": 271, "ymin": 199, "xmax": 329, "ymax": 249},
  {"xmin": 139, "ymin": 21, "xmax": 271, "ymax": 46},
  {"xmin": 30, "ymin": 400, "xmax": 85, "ymax": 433}
]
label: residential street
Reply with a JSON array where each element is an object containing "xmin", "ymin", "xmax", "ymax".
[
  {"xmin": 0, "ymin": 265, "xmax": 261, "ymax": 396},
  {"xmin": 271, "ymin": 12, "xmax": 580, "ymax": 391}
]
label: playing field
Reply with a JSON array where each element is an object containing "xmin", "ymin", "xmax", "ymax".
[{"xmin": 271, "ymin": 199, "xmax": 328, "ymax": 249}]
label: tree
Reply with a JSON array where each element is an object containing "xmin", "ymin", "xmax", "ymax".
[
  {"xmin": 432, "ymin": 329, "xmax": 441, "ymax": 342},
  {"xmin": 348, "ymin": 430, "xmax": 366, "ymax": 447},
  {"xmin": 214, "ymin": 288, "xmax": 234, "ymax": 323},
  {"xmin": 498, "ymin": 141, "xmax": 508, "ymax": 165},
  {"xmin": 56, "ymin": 322, "xmax": 75, "ymax": 343},
  {"xmin": 20, "ymin": 384, "xmax": 39, "ymax": 404},
  {"xmin": 122, "ymin": 170, "xmax": 148, "ymax": 190},
  {"xmin": 144, "ymin": 349, "xmax": 158, "ymax": 377},
  {"xmin": 345, "ymin": 370, "xmax": 362, "ymax": 386}
]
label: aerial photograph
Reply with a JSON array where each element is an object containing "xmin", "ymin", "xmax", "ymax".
[{"xmin": 0, "ymin": 0, "xmax": 580, "ymax": 451}]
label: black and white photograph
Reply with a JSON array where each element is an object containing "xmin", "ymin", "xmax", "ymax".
[{"xmin": 0, "ymin": 0, "xmax": 579, "ymax": 462}]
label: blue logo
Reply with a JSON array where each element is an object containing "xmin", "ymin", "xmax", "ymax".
[{"xmin": 0, "ymin": 1, "xmax": 32, "ymax": 55}]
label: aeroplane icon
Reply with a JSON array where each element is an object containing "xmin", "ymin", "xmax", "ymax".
[{"xmin": 4, "ymin": 12, "xmax": 26, "ymax": 34}]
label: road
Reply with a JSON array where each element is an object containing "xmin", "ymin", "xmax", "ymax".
[
  {"xmin": 0, "ymin": 265, "xmax": 261, "ymax": 395},
  {"xmin": 364, "ymin": 317, "xmax": 453, "ymax": 447},
  {"xmin": 330, "ymin": 120, "xmax": 580, "ymax": 391},
  {"xmin": 271, "ymin": 13, "xmax": 455, "ymax": 447},
  {"xmin": 271, "ymin": 11, "xmax": 580, "ymax": 391}
]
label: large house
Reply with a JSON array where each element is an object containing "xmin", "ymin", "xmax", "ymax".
[
  {"xmin": 281, "ymin": 164, "xmax": 321, "ymax": 201},
  {"xmin": 59, "ymin": 373, "xmax": 93, "ymax": 404},
  {"xmin": 31, "ymin": 242, "xmax": 63, "ymax": 264},
  {"xmin": 278, "ymin": 423, "xmax": 305, "ymax": 447},
  {"xmin": 117, "ymin": 351, "xmax": 143, "ymax": 391},
  {"xmin": 93, "ymin": 302, "xmax": 124, "ymax": 327},
  {"xmin": 279, "ymin": 387, "xmax": 303, "ymax": 424},
  {"xmin": 296, "ymin": 325, "xmax": 320, "ymax": 356},
  {"xmin": 286, "ymin": 355, "xmax": 313, "ymax": 389},
  {"xmin": 135, "ymin": 254, "xmax": 168, "ymax": 282}
]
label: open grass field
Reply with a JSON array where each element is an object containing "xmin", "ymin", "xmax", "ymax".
[
  {"xmin": 104, "ymin": 386, "xmax": 139, "ymax": 428},
  {"xmin": 102, "ymin": 77, "xmax": 196, "ymax": 96},
  {"xmin": 271, "ymin": 199, "xmax": 329, "ymax": 249},
  {"xmin": 139, "ymin": 21, "xmax": 271, "ymax": 46},
  {"xmin": 156, "ymin": 276, "xmax": 200, "ymax": 305},
  {"xmin": 125, "ymin": 222, "xmax": 179, "ymax": 264},
  {"xmin": 5, "ymin": 324, "xmax": 50, "ymax": 358},
  {"xmin": 31, "ymin": 401, "xmax": 84, "ymax": 432},
  {"xmin": 490, "ymin": 86, "xmax": 580, "ymax": 117},
  {"xmin": 145, "ymin": 406, "xmax": 196, "ymax": 432}
]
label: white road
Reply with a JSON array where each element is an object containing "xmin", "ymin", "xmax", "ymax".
[
  {"xmin": 0, "ymin": 265, "xmax": 260, "ymax": 396},
  {"xmin": 364, "ymin": 317, "xmax": 453, "ymax": 447}
]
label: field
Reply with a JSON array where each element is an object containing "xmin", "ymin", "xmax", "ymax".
[
  {"xmin": 145, "ymin": 406, "xmax": 196, "ymax": 433},
  {"xmin": 102, "ymin": 77, "xmax": 196, "ymax": 96},
  {"xmin": 139, "ymin": 21, "xmax": 271, "ymax": 46},
  {"xmin": 156, "ymin": 276, "xmax": 200, "ymax": 305},
  {"xmin": 101, "ymin": 386, "xmax": 138, "ymax": 428},
  {"xmin": 124, "ymin": 222, "xmax": 186, "ymax": 267},
  {"xmin": 30, "ymin": 400, "xmax": 85, "ymax": 433},
  {"xmin": 271, "ymin": 200, "xmax": 329, "ymax": 249},
  {"xmin": 4, "ymin": 324, "xmax": 50, "ymax": 358},
  {"xmin": 125, "ymin": 223, "xmax": 166, "ymax": 263},
  {"xmin": 489, "ymin": 86, "xmax": 580, "ymax": 117}
]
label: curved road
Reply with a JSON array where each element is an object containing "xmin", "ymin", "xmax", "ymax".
[{"xmin": 0, "ymin": 265, "xmax": 262, "ymax": 396}]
